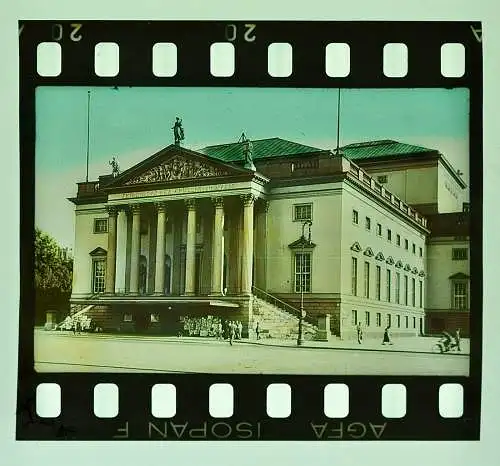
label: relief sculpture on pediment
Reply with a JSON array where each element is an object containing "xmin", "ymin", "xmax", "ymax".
[{"xmin": 125, "ymin": 156, "xmax": 230, "ymax": 185}]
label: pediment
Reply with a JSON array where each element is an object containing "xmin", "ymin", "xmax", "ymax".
[
  {"xmin": 412, "ymin": 267, "xmax": 419, "ymax": 275},
  {"xmin": 350, "ymin": 242, "xmax": 362, "ymax": 252},
  {"xmin": 108, "ymin": 145, "xmax": 248, "ymax": 188},
  {"xmin": 363, "ymin": 247, "xmax": 374, "ymax": 257},
  {"xmin": 404, "ymin": 263, "xmax": 411, "ymax": 271},
  {"xmin": 419, "ymin": 270, "xmax": 426, "ymax": 277},
  {"xmin": 89, "ymin": 247, "xmax": 107, "ymax": 256},
  {"xmin": 386, "ymin": 256, "xmax": 394, "ymax": 265},
  {"xmin": 289, "ymin": 236, "xmax": 317, "ymax": 250},
  {"xmin": 395, "ymin": 260, "xmax": 403, "ymax": 268},
  {"xmin": 375, "ymin": 252, "xmax": 385, "ymax": 261}
]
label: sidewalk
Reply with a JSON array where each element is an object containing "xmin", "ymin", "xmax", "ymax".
[{"xmin": 36, "ymin": 328, "xmax": 470, "ymax": 355}]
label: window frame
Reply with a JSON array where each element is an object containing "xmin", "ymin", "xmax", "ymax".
[
  {"xmin": 404, "ymin": 239, "xmax": 409, "ymax": 250},
  {"xmin": 375, "ymin": 265, "xmax": 381, "ymax": 300},
  {"xmin": 352, "ymin": 209, "xmax": 359, "ymax": 225},
  {"xmin": 365, "ymin": 311, "xmax": 370, "ymax": 327},
  {"xmin": 352, "ymin": 310, "xmax": 358, "ymax": 326},
  {"xmin": 396, "ymin": 234, "xmax": 401, "ymax": 247},
  {"xmin": 93, "ymin": 218, "xmax": 108, "ymax": 234},
  {"xmin": 351, "ymin": 257, "xmax": 358, "ymax": 296},
  {"xmin": 293, "ymin": 203, "xmax": 313, "ymax": 222},
  {"xmin": 452, "ymin": 280, "xmax": 469, "ymax": 310},
  {"xmin": 395, "ymin": 272, "xmax": 401, "ymax": 304},
  {"xmin": 91, "ymin": 257, "xmax": 106, "ymax": 294},
  {"xmin": 386, "ymin": 269, "xmax": 391, "ymax": 302},
  {"xmin": 294, "ymin": 251, "xmax": 312, "ymax": 293},
  {"xmin": 363, "ymin": 261, "xmax": 370, "ymax": 298},
  {"xmin": 452, "ymin": 248, "xmax": 468, "ymax": 261},
  {"xmin": 376, "ymin": 312, "xmax": 381, "ymax": 327},
  {"xmin": 376, "ymin": 223, "xmax": 382, "ymax": 236},
  {"xmin": 365, "ymin": 216, "xmax": 371, "ymax": 231},
  {"xmin": 411, "ymin": 278, "xmax": 416, "ymax": 307},
  {"xmin": 419, "ymin": 280, "xmax": 423, "ymax": 308},
  {"xmin": 387, "ymin": 229, "xmax": 392, "ymax": 242},
  {"xmin": 404, "ymin": 275, "xmax": 409, "ymax": 306}
]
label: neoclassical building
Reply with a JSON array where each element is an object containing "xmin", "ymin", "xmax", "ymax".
[{"xmin": 68, "ymin": 134, "xmax": 469, "ymax": 339}]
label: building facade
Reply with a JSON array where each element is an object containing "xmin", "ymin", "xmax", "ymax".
[{"xmin": 68, "ymin": 136, "xmax": 468, "ymax": 339}]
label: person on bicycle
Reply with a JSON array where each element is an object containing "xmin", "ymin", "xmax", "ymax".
[{"xmin": 441, "ymin": 330, "xmax": 454, "ymax": 351}]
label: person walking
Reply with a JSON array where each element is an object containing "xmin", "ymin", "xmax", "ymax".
[
  {"xmin": 255, "ymin": 321, "xmax": 260, "ymax": 340},
  {"xmin": 229, "ymin": 321, "xmax": 235, "ymax": 346},
  {"xmin": 382, "ymin": 325, "xmax": 392, "ymax": 345},
  {"xmin": 356, "ymin": 322, "xmax": 363, "ymax": 344},
  {"xmin": 455, "ymin": 328, "xmax": 461, "ymax": 352},
  {"xmin": 237, "ymin": 321, "xmax": 243, "ymax": 340}
]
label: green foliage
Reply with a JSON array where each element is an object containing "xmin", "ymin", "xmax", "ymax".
[{"xmin": 34, "ymin": 227, "xmax": 73, "ymax": 292}]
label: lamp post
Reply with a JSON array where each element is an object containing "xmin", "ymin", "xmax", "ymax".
[{"xmin": 298, "ymin": 220, "xmax": 312, "ymax": 346}]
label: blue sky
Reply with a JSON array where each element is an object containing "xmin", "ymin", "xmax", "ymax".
[{"xmin": 35, "ymin": 86, "xmax": 469, "ymax": 247}]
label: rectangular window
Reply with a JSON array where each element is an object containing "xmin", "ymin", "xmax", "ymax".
[
  {"xmin": 351, "ymin": 257, "xmax": 358, "ymax": 296},
  {"xmin": 352, "ymin": 210, "xmax": 359, "ymax": 224},
  {"xmin": 123, "ymin": 313, "xmax": 133, "ymax": 322},
  {"xmin": 92, "ymin": 259, "xmax": 106, "ymax": 293},
  {"xmin": 404, "ymin": 275, "xmax": 408, "ymax": 305},
  {"xmin": 419, "ymin": 247, "xmax": 423, "ymax": 257},
  {"xmin": 365, "ymin": 311, "xmax": 370, "ymax": 327},
  {"xmin": 365, "ymin": 217, "xmax": 371, "ymax": 230},
  {"xmin": 294, "ymin": 203, "xmax": 312, "ymax": 221},
  {"xmin": 419, "ymin": 281, "xmax": 423, "ymax": 308},
  {"xmin": 405, "ymin": 316, "xmax": 409, "ymax": 328},
  {"xmin": 387, "ymin": 229, "xmax": 392, "ymax": 241},
  {"xmin": 413, "ymin": 317, "xmax": 416, "ymax": 328},
  {"xmin": 387, "ymin": 314, "xmax": 391, "ymax": 327},
  {"xmin": 397, "ymin": 315, "xmax": 401, "ymax": 328},
  {"xmin": 375, "ymin": 265, "xmax": 381, "ymax": 300},
  {"xmin": 411, "ymin": 278, "xmax": 416, "ymax": 307},
  {"xmin": 294, "ymin": 253, "xmax": 312, "ymax": 293},
  {"xmin": 352, "ymin": 310, "xmax": 358, "ymax": 326},
  {"xmin": 412, "ymin": 243, "xmax": 416, "ymax": 254},
  {"xmin": 364, "ymin": 261, "xmax": 370, "ymax": 298},
  {"xmin": 386, "ymin": 269, "xmax": 391, "ymax": 302},
  {"xmin": 452, "ymin": 248, "xmax": 468, "ymax": 260},
  {"xmin": 377, "ymin": 175, "xmax": 388, "ymax": 184},
  {"xmin": 453, "ymin": 282, "xmax": 468, "ymax": 309},
  {"xmin": 396, "ymin": 234, "xmax": 401, "ymax": 246},
  {"xmin": 376, "ymin": 223, "xmax": 382, "ymax": 236},
  {"xmin": 404, "ymin": 239, "xmax": 409, "ymax": 250},
  {"xmin": 93, "ymin": 218, "xmax": 108, "ymax": 233},
  {"xmin": 151, "ymin": 313, "xmax": 160, "ymax": 323},
  {"xmin": 376, "ymin": 313, "xmax": 381, "ymax": 327},
  {"xmin": 395, "ymin": 272, "xmax": 401, "ymax": 304}
]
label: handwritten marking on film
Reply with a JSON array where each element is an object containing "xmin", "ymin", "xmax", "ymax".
[
  {"xmin": 51, "ymin": 23, "xmax": 83, "ymax": 42},
  {"xmin": 470, "ymin": 25, "xmax": 482, "ymax": 43},
  {"xmin": 225, "ymin": 24, "xmax": 256, "ymax": 42}
]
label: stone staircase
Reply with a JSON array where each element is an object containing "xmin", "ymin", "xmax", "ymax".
[{"xmin": 251, "ymin": 291, "xmax": 318, "ymax": 341}]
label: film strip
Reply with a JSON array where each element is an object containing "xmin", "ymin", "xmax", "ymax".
[{"xmin": 18, "ymin": 20, "xmax": 482, "ymax": 441}]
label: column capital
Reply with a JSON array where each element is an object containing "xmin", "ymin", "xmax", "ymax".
[
  {"xmin": 130, "ymin": 204, "xmax": 141, "ymax": 215},
  {"xmin": 185, "ymin": 199, "xmax": 196, "ymax": 211},
  {"xmin": 155, "ymin": 201, "xmax": 168, "ymax": 213},
  {"xmin": 212, "ymin": 197, "xmax": 224, "ymax": 209},
  {"xmin": 241, "ymin": 193, "xmax": 257, "ymax": 207},
  {"xmin": 106, "ymin": 205, "xmax": 118, "ymax": 216}
]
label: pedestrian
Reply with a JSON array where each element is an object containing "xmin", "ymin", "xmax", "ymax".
[
  {"xmin": 75, "ymin": 320, "xmax": 80, "ymax": 335},
  {"xmin": 229, "ymin": 321, "xmax": 235, "ymax": 346},
  {"xmin": 237, "ymin": 321, "xmax": 243, "ymax": 340},
  {"xmin": 255, "ymin": 321, "xmax": 260, "ymax": 340},
  {"xmin": 356, "ymin": 322, "xmax": 363, "ymax": 344},
  {"xmin": 218, "ymin": 321, "xmax": 223, "ymax": 340},
  {"xmin": 72, "ymin": 320, "xmax": 76, "ymax": 335},
  {"xmin": 382, "ymin": 325, "xmax": 392, "ymax": 345},
  {"xmin": 455, "ymin": 328, "xmax": 461, "ymax": 352}
]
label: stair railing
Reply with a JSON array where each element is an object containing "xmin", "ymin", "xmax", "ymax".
[{"xmin": 251, "ymin": 285, "xmax": 302, "ymax": 318}]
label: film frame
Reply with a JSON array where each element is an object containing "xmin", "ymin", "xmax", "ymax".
[{"xmin": 18, "ymin": 20, "xmax": 483, "ymax": 441}]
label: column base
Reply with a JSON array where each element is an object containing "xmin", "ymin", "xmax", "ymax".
[
  {"xmin": 315, "ymin": 330, "xmax": 331, "ymax": 342},
  {"xmin": 209, "ymin": 292, "xmax": 223, "ymax": 297},
  {"xmin": 153, "ymin": 291, "xmax": 165, "ymax": 296},
  {"xmin": 182, "ymin": 292, "xmax": 196, "ymax": 297}
]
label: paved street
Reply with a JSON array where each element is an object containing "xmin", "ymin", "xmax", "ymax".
[{"xmin": 34, "ymin": 329, "xmax": 469, "ymax": 375}]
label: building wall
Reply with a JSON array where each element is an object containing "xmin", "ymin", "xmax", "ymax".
[
  {"xmin": 71, "ymin": 204, "xmax": 108, "ymax": 298},
  {"xmin": 426, "ymin": 238, "xmax": 470, "ymax": 310},
  {"xmin": 437, "ymin": 160, "xmax": 465, "ymax": 213},
  {"xmin": 362, "ymin": 164, "xmax": 438, "ymax": 207},
  {"xmin": 340, "ymin": 183, "xmax": 427, "ymax": 338},
  {"xmin": 265, "ymin": 183, "xmax": 343, "ymax": 295}
]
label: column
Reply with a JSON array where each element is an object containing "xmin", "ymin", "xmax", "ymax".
[
  {"xmin": 129, "ymin": 204, "xmax": 141, "ymax": 295},
  {"xmin": 105, "ymin": 206, "xmax": 118, "ymax": 294},
  {"xmin": 115, "ymin": 207, "xmax": 128, "ymax": 293},
  {"xmin": 241, "ymin": 194, "xmax": 255, "ymax": 295},
  {"xmin": 154, "ymin": 202, "xmax": 167, "ymax": 295},
  {"xmin": 211, "ymin": 197, "xmax": 225, "ymax": 295},
  {"xmin": 184, "ymin": 199, "xmax": 197, "ymax": 295}
]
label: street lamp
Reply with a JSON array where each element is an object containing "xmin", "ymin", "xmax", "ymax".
[{"xmin": 298, "ymin": 220, "xmax": 312, "ymax": 346}]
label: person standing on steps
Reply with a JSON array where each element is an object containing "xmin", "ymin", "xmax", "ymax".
[
  {"xmin": 356, "ymin": 322, "xmax": 363, "ymax": 344},
  {"xmin": 229, "ymin": 321, "xmax": 235, "ymax": 346},
  {"xmin": 255, "ymin": 321, "xmax": 261, "ymax": 340}
]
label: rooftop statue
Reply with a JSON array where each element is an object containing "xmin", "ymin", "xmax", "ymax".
[{"xmin": 172, "ymin": 117, "xmax": 185, "ymax": 145}]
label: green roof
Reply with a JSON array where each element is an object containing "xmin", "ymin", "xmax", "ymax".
[
  {"xmin": 340, "ymin": 140, "xmax": 438, "ymax": 160},
  {"xmin": 198, "ymin": 137, "xmax": 325, "ymax": 163}
]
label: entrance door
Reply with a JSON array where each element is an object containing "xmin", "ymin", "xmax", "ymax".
[
  {"xmin": 165, "ymin": 254, "xmax": 172, "ymax": 295},
  {"xmin": 195, "ymin": 252, "xmax": 201, "ymax": 295}
]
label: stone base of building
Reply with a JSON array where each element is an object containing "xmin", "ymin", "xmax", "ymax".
[{"xmin": 425, "ymin": 311, "xmax": 470, "ymax": 337}]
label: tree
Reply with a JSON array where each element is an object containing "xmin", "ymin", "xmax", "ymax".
[{"xmin": 34, "ymin": 228, "xmax": 73, "ymax": 292}]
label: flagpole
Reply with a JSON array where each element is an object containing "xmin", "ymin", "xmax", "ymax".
[
  {"xmin": 85, "ymin": 90, "xmax": 91, "ymax": 182},
  {"xmin": 335, "ymin": 88, "xmax": 341, "ymax": 155}
]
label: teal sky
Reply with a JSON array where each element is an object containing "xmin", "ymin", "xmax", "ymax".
[{"xmin": 35, "ymin": 87, "xmax": 469, "ymax": 248}]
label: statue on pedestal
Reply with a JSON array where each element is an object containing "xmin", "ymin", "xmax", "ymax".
[
  {"xmin": 172, "ymin": 117, "xmax": 185, "ymax": 145},
  {"xmin": 240, "ymin": 132, "xmax": 256, "ymax": 171},
  {"xmin": 109, "ymin": 157, "xmax": 120, "ymax": 177}
]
